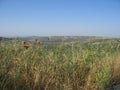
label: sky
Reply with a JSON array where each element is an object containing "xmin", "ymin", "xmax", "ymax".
[{"xmin": 0, "ymin": 0, "xmax": 120, "ymax": 37}]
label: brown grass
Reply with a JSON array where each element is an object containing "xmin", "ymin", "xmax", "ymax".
[{"xmin": 0, "ymin": 40, "xmax": 120, "ymax": 90}]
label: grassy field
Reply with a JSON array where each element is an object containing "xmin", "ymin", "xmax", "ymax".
[{"xmin": 0, "ymin": 39, "xmax": 120, "ymax": 90}]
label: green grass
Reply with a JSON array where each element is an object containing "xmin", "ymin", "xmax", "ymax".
[{"xmin": 0, "ymin": 39, "xmax": 120, "ymax": 90}]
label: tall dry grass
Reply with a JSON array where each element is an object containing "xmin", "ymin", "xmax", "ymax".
[{"xmin": 0, "ymin": 39, "xmax": 120, "ymax": 90}]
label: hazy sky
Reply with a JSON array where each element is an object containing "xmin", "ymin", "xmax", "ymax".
[{"xmin": 0, "ymin": 0, "xmax": 120, "ymax": 37}]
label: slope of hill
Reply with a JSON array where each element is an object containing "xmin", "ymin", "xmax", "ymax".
[
  {"xmin": 0, "ymin": 36, "xmax": 114, "ymax": 44},
  {"xmin": 18, "ymin": 36, "xmax": 105, "ymax": 43}
]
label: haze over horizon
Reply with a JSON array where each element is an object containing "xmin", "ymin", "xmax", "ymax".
[{"xmin": 0, "ymin": 0, "xmax": 120, "ymax": 37}]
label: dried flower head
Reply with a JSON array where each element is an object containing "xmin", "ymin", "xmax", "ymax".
[
  {"xmin": 23, "ymin": 45, "xmax": 31, "ymax": 49},
  {"xmin": 22, "ymin": 41, "xmax": 26, "ymax": 45}
]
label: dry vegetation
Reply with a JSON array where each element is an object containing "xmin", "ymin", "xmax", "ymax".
[{"xmin": 0, "ymin": 39, "xmax": 120, "ymax": 90}]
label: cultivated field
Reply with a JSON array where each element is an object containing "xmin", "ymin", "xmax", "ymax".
[{"xmin": 0, "ymin": 39, "xmax": 120, "ymax": 90}]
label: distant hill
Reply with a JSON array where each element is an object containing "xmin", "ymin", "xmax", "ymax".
[
  {"xmin": 0, "ymin": 36, "xmax": 112, "ymax": 43},
  {"xmin": 18, "ymin": 36, "xmax": 105, "ymax": 43},
  {"xmin": 0, "ymin": 37, "xmax": 12, "ymax": 41}
]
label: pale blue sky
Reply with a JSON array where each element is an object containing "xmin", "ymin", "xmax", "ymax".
[{"xmin": 0, "ymin": 0, "xmax": 120, "ymax": 37}]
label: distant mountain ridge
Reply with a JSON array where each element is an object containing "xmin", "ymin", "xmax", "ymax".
[
  {"xmin": 0, "ymin": 36, "xmax": 106, "ymax": 43},
  {"xmin": 0, "ymin": 37, "xmax": 12, "ymax": 41}
]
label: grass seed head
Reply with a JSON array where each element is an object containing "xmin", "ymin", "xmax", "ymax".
[{"xmin": 23, "ymin": 45, "xmax": 31, "ymax": 49}]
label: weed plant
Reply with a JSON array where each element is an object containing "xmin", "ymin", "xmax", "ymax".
[{"xmin": 0, "ymin": 39, "xmax": 120, "ymax": 90}]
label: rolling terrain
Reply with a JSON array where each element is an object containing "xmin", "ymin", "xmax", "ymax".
[{"xmin": 0, "ymin": 36, "xmax": 120, "ymax": 90}]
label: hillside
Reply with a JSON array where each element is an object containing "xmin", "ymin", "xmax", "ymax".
[
  {"xmin": 0, "ymin": 38, "xmax": 120, "ymax": 90},
  {"xmin": 0, "ymin": 36, "xmax": 106, "ymax": 43}
]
